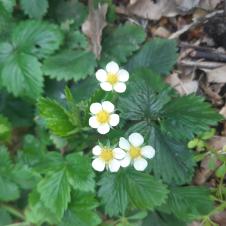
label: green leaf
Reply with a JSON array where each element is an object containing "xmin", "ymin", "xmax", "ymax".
[
  {"xmin": 0, "ymin": 114, "xmax": 12, "ymax": 142},
  {"xmin": 142, "ymin": 212, "xmax": 186, "ymax": 226},
  {"xmin": 38, "ymin": 97, "xmax": 75, "ymax": 136},
  {"xmin": 160, "ymin": 186, "xmax": 214, "ymax": 220},
  {"xmin": 66, "ymin": 153, "xmax": 95, "ymax": 192},
  {"xmin": 1, "ymin": 52, "xmax": 43, "ymax": 99},
  {"xmin": 127, "ymin": 38, "xmax": 177, "ymax": 75},
  {"xmin": 26, "ymin": 190, "xmax": 58, "ymax": 225},
  {"xmin": 0, "ymin": 208, "xmax": 12, "ymax": 226},
  {"xmin": 43, "ymin": 50, "xmax": 96, "ymax": 81},
  {"xmin": 98, "ymin": 169, "xmax": 168, "ymax": 217},
  {"xmin": 0, "ymin": 0, "xmax": 16, "ymax": 13},
  {"xmin": 37, "ymin": 169, "xmax": 71, "ymax": 218},
  {"xmin": 20, "ymin": 0, "xmax": 48, "ymax": 19},
  {"xmin": 59, "ymin": 192, "xmax": 101, "ymax": 226},
  {"xmin": 12, "ymin": 20, "xmax": 63, "ymax": 59},
  {"xmin": 147, "ymin": 127, "xmax": 195, "ymax": 185},
  {"xmin": 161, "ymin": 95, "xmax": 222, "ymax": 140},
  {"xmin": 101, "ymin": 23, "xmax": 146, "ymax": 64}
]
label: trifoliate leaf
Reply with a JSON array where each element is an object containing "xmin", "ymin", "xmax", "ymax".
[
  {"xmin": 1, "ymin": 52, "xmax": 43, "ymax": 99},
  {"xmin": 161, "ymin": 95, "xmax": 222, "ymax": 140},
  {"xmin": 43, "ymin": 50, "xmax": 96, "ymax": 81},
  {"xmin": 98, "ymin": 169, "xmax": 168, "ymax": 217},
  {"xmin": 101, "ymin": 23, "xmax": 146, "ymax": 64},
  {"xmin": 127, "ymin": 38, "xmax": 177, "ymax": 75},
  {"xmin": 142, "ymin": 212, "xmax": 186, "ymax": 226},
  {"xmin": 20, "ymin": 0, "xmax": 48, "ymax": 19},
  {"xmin": 65, "ymin": 153, "xmax": 95, "ymax": 192},
  {"xmin": 160, "ymin": 186, "xmax": 214, "ymax": 220},
  {"xmin": 0, "ymin": 114, "xmax": 12, "ymax": 142},
  {"xmin": 119, "ymin": 70, "xmax": 195, "ymax": 184},
  {"xmin": 38, "ymin": 98, "xmax": 75, "ymax": 136},
  {"xmin": 12, "ymin": 20, "xmax": 63, "ymax": 59},
  {"xmin": 37, "ymin": 169, "xmax": 71, "ymax": 218},
  {"xmin": 59, "ymin": 192, "xmax": 101, "ymax": 226}
]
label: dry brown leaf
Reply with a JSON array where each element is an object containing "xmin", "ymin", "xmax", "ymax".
[
  {"xmin": 175, "ymin": 0, "xmax": 200, "ymax": 11},
  {"xmin": 198, "ymin": 0, "xmax": 222, "ymax": 11},
  {"xmin": 206, "ymin": 65, "xmax": 226, "ymax": 83},
  {"xmin": 212, "ymin": 210, "xmax": 226, "ymax": 226},
  {"xmin": 220, "ymin": 105, "xmax": 226, "ymax": 119},
  {"xmin": 127, "ymin": 0, "xmax": 178, "ymax": 20},
  {"xmin": 165, "ymin": 73, "xmax": 198, "ymax": 95},
  {"xmin": 208, "ymin": 136, "xmax": 226, "ymax": 150},
  {"xmin": 82, "ymin": 3, "xmax": 108, "ymax": 59}
]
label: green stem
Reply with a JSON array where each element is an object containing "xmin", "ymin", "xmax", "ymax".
[
  {"xmin": 1, "ymin": 203, "xmax": 25, "ymax": 220},
  {"xmin": 4, "ymin": 223, "xmax": 31, "ymax": 226}
]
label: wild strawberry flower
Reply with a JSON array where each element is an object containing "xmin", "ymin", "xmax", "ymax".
[
  {"xmin": 92, "ymin": 145, "xmax": 126, "ymax": 172},
  {"xmin": 95, "ymin": 61, "xmax": 129, "ymax": 93},
  {"xmin": 119, "ymin": 132, "xmax": 155, "ymax": 171},
  {"xmin": 89, "ymin": 101, "xmax": 119, "ymax": 134}
]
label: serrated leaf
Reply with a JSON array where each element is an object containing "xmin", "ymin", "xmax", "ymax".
[
  {"xmin": 127, "ymin": 38, "xmax": 177, "ymax": 75},
  {"xmin": 160, "ymin": 186, "xmax": 214, "ymax": 220},
  {"xmin": 38, "ymin": 98, "xmax": 75, "ymax": 136},
  {"xmin": 161, "ymin": 95, "xmax": 222, "ymax": 140},
  {"xmin": 43, "ymin": 50, "xmax": 96, "ymax": 81},
  {"xmin": 1, "ymin": 52, "xmax": 43, "ymax": 99},
  {"xmin": 101, "ymin": 23, "xmax": 146, "ymax": 64},
  {"xmin": 98, "ymin": 169, "xmax": 168, "ymax": 217},
  {"xmin": 59, "ymin": 192, "xmax": 101, "ymax": 226},
  {"xmin": 37, "ymin": 169, "xmax": 71, "ymax": 218},
  {"xmin": 12, "ymin": 20, "xmax": 63, "ymax": 59},
  {"xmin": 20, "ymin": 0, "xmax": 48, "ymax": 19},
  {"xmin": 66, "ymin": 153, "xmax": 95, "ymax": 192},
  {"xmin": 142, "ymin": 212, "xmax": 186, "ymax": 226},
  {"xmin": 119, "ymin": 70, "xmax": 195, "ymax": 184}
]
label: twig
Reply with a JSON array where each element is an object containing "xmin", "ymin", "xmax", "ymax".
[
  {"xmin": 190, "ymin": 50, "xmax": 226, "ymax": 62},
  {"xmin": 1, "ymin": 203, "xmax": 25, "ymax": 220},
  {"xmin": 169, "ymin": 10, "xmax": 223, "ymax": 39},
  {"xmin": 178, "ymin": 60, "xmax": 225, "ymax": 69}
]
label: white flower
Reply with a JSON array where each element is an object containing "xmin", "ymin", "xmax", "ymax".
[
  {"xmin": 95, "ymin": 61, "xmax": 129, "ymax": 93},
  {"xmin": 89, "ymin": 101, "xmax": 120, "ymax": 134},
  {"xmin": 119, "ymin": 133, "xmax": 155, "ymax": 171},
  {"xmin": 92, "ymin": 145, "xmax": 126, "ymax": 172}
]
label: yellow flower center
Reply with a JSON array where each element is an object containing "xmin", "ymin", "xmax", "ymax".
[
  {"xmin": 100, "ymin": 148, "xmax": 114, "ymax": 162},
  {"xmin": 96, "ymin": 110, "xmax": 109, "ymax": 124},
  {"xmin": 129, "ymin": 146, "xmax": 141, "ymax": 159},
  {"xmin": 107, "ymin": 73, "xmax": 118, "ymax": 85}
]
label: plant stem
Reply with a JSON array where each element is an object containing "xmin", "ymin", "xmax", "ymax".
[
  {"xmin": 4, "ymin": 223, "xmax": 31, "ymax": 226},
  {"xmin": 1, "ymin": 203, "xmax": 25, "ymax": 220}
]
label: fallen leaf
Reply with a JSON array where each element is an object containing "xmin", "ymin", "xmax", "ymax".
[
  {"xmin": 82, "ymin": 3, "xmax": 108, "ymax": 59},
  {"xmin": 212, "ymin": 210, "xmax": 226, "ymax": 226},
  {"xmin": 165, "ymin": 72, "xmax": 198, "ymax": 95},
  {"xmin": 198, "ymin": 0, "xmax": 222, "ymax": 11},
  {"xmin": 206, "ymin": 65, "xmax": 226, "ymax": 83},
  {"xmin": 127, "ymin": 0, "xmax": 178, "ymax": 20},
  {"xmin": 208, "ymin": 136, "xmax": 226, "ymax": 150},
  {"xmin": 220, "ymin": 105, "xmax": 226, "ymax": 119},
  {"xmin": 175, "ymin": 0, "xmax": 200, "ymax": 12}
]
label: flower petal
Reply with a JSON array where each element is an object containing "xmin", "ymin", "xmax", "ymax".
[
  {"xmin": 97, "ymin": 124, "xmax": 110, "ymax": 134},
  {"xmin": 129, "ymin": 132, "xmax": 144, "ymax": 147},
  {"xmin": 89, "ymin": 116, "xmax": 100, "ymax": 128},
  {"xmin": 100, "ymin": 82, "xmax": 113, "ymax": 91},
  {"xmin": 108, "ymin": 159, "xmax": 120, "ymax": 172},
  {"xmin": 120, "ymin": 154, "xmax": 131, "ymax": 167},
  {"xmin": 118, "ymin": 69, "xmax": 129, "ymax": 82},
  {"xmin": 141, "ymin": 146, "xmax": 155, "ymax": 159},
  {"xmin": 92, "ymin": 145, "xmax": 102, "ymax": 156},
  {"xmin": 96, "ymin": 69, "xmax": 107, "ymax": 82},
  {"xmin": 119, "ymin": 137, "xmax": 130, "ymax": 150},
  {"xmin": 102, "ymin": 101, "xmax": 115, "ymax": 113},
  {"xmin": 113, "ymin": 148, "xmax": 126, "ymax": 160},
  {"xmin": 113, "ymin": 82, "xmax": 126, "ymax": 93},
  {"xmin": 106, "ymin": 61, "xmax": 119, "ymax": 73},
  {"xmin": 109, "ymin": 114, "xmax": 119, "ymax": 127},
  {"xmin": 92, "ymin": 158, "xmax": 105, "ymax": 172},
  {"xmin": 90, "ymin": 103, "xmax": 102, "ymax": 114},
  {"xmin": 133, "ymin": 158, "xmax": 148, "ymax": 171}
]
